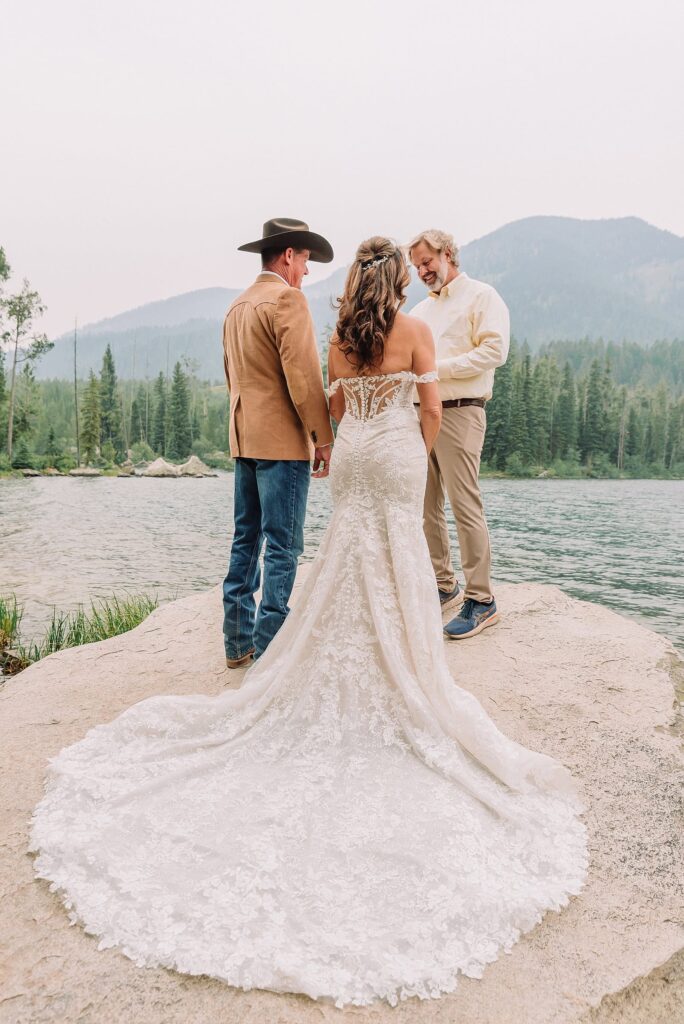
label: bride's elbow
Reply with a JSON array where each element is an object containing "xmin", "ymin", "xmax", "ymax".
[{"xmin": 421, "ymin": 405, "xmax": 442, "ymax": 426}]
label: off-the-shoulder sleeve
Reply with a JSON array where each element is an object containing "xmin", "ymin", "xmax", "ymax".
[
  {"xmin": 327, "ymin": 378, "xmax": 342, "ymax": 396},
  {"xmin": 413, "ymin": 371, "xmax": 439, "ymax": 384}
]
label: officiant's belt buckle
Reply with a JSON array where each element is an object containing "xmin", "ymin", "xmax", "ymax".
[{"xmin": 441, "ymin": 398, "xmax": 486, "ymax": 409}]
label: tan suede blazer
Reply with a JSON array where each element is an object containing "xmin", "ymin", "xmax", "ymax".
[{"xmin": 223, "ymin": 274, "xmax": 334, "ymax": 460}]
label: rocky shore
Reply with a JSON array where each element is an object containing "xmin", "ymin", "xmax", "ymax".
[
  {"xmin": 0, "ymin": 576, "xmax": 682, "ymax": 1024},
  {"xmin": 9, "ymin": 455, "xmax": 219, "ymax": 479}
]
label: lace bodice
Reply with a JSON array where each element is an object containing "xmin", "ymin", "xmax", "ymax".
[{"xmin": 328, "ymin": 370, "xmax": 438, "ymax": 421}]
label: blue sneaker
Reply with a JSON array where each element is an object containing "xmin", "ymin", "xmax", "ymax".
[
  {"xmin": 444, "ymin": 598, "xmax": 499, "ymax": 640},
  {"xmin": 438, "ymin": 583, "xmax": 464, "ymax": 613}
]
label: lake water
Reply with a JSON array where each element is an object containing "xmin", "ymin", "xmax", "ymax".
[{"xmin": 0, "ymin": 476, "xmax": 682, "ymax": 651}]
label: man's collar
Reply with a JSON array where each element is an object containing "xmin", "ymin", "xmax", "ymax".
[
  {"xmin": 429, "ymin": 271, "xmax": 466, "ymax": 299},
  {"xmin": 258, "ymin": 270, "xmax": 290, "ymax": 286}
]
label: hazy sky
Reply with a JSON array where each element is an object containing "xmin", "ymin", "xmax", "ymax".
[{"xmin": 2, "ymin": 0, "xmax": 683, "ymax": 337}]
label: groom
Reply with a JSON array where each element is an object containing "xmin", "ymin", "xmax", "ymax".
[
  {"xmin": 408, "ymin": 228, "xmax": 509, "ymax": 640},
  {"xmin": 222, "ymin": 218, "xmax": 335, "ymax": 668}
]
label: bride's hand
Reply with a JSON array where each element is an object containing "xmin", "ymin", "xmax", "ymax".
[{"xmin": 312, "ymin": 444, "xmax": 332, "ymax": 478}]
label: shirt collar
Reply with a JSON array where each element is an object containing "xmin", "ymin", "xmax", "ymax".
[{"xmin": 429, "ymin": 271, "xmax": 467, "ymax": 299}]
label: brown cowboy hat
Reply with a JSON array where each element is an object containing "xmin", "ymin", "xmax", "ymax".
[{"xmin": 238, "ymin": 217, "xmax": 334, "ymax": 263}]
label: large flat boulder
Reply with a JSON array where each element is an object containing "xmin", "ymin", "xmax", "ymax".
[{"xmin": 1, "ymin": 579, "xmax": 681, "ymax": 1024}]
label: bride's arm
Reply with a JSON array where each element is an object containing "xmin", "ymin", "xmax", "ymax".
[
  {"xmin": 413, "ymin": 323, "xmax": 442, "ymax": 453},
  {"xmin": 327, "ymin": 340, "xmax": 346, "ymax": 424}
]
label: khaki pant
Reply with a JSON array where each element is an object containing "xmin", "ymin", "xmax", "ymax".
[{"xmin": 423, "ymin": 404, "xmax": 493, "ymax": 603}]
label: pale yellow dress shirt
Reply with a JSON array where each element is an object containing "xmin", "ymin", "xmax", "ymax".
[{"xmin": 409, "ymin": 272, "xmax": 510, "ymax": 401}]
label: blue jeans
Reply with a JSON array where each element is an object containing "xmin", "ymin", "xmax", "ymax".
[{"xmin": 223, "ymin": 458, "xmax": 310, "ymax": 661}]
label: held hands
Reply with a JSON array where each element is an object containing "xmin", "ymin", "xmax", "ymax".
[{"xmin": 312, "ymin": 444, "xmax": 332, "ymax": 479}]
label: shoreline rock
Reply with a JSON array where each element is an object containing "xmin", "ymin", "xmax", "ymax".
[
  {"xmin": 179, "ymin": 454, "xmax": 217, "ymax": 477},
  {"xmin": 140, "ymin": 457, "xmax": 180, "ymax": 477},
  {"xmin": 1, "ymin": 578, "xmax": 682, "ymax": 1023},
  {"xmin": 68, "ymin": 467, "xmax": 102, "ymax": 477},
  {"xmin": 139, "ymin": 455, "xmax": 218, "ymax": 477}
]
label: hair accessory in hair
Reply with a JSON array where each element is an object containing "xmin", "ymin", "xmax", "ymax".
[{"xmin": 360, "ymin": 253, "xmax": 392, "ymax": 271}]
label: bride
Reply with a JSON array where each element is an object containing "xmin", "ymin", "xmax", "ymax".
[{"xmin": 30, "ymin": 237, "xmax": 587, "ymax": 1008}]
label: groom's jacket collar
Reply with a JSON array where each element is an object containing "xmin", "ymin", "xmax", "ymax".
[{"xmin": 256, "ymin": 271, "xmax": 290, "ymax": 287}]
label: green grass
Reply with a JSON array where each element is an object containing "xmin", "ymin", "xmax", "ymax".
[
  {"xmin": 0, "ymin": 595, "xmax": 24, "ymax": 651},
  {"xmin": 0, "ymin": 593, "xmax": 158, "ymax": 675}
]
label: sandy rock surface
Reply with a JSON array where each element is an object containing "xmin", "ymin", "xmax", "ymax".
[{"xmin": 1, "ymin": 578, "xmax": 682, "ymax": 1024}]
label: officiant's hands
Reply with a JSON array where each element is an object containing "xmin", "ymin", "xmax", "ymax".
[{"xmin": 312, "ymin": 444, "xmax": 332, "ymax": 478}]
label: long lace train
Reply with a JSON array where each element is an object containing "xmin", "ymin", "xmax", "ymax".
[{"xmin": 29, "ymin": 371, "xmax": 587, "ymax": 1007}]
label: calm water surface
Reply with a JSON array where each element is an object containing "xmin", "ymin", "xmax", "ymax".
[{"xmin": 0, "ymin": 476, "xmax": 682, "ymax": 650}]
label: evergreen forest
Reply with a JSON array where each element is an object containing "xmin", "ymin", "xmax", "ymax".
[
  {"xmin": 0, "ymin": 337, "xmax": 683, "ymax": 478},
  {"xmin": 482, "ymin": 339, "xmax": 683, "ymax": 477},
  {"xmin": 0, "ymin": 343, "xmax": 232, "ymax": 473}
]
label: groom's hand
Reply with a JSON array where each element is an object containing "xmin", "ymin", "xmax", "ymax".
[{"xmin": 312, "ymin": 444, "xmax": 332, "ymax": 478}]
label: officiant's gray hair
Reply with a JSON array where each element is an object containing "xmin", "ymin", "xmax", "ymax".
[{"xmin": 406, "ymin": 229, "xmax": 460, "ymax": 268}]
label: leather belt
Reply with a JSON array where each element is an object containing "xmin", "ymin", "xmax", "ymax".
[
  {"xmin": 414, "ymin": 398, "xmax": 486, "ymax": 409},
  {"xmin": 441, "ymin": 398, "xmax": 486, "ymax": 409}
]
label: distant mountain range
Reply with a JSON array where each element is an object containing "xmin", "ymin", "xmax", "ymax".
[{"xmin": 38, "ymin": 216, "xmax": 684, "ymax": 380}]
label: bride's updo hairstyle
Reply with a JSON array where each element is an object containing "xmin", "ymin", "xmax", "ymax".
[{"xmin": 334, "ymin": 236, "xmax": 410, "ymax": 373}]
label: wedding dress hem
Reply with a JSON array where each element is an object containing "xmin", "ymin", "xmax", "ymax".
[{"xmin": 30, "ymin": 845, "xmax": 587, "ymax": 1008}]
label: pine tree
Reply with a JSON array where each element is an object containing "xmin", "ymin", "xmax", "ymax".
[
  {"xmin": 11, "ymin": 434, "xmax": 34, "ymax": 469},
  {"xmin": 13, "ymin": 363, "xmax": 39, "ymax": 443},
  {"xmin": 152, "ymin": 373, "xmax": 167, "ymax": 455},
  {"xmin": 81, "ymin": 371, "xmax": 101, "ymax": 464},
  {"xmin": 482, "ymin": 344, "xmax": 514, "ymax": 470},
  {"xmin": 130, "ymin": 384, "xmax": 147, "ymax": 445},
  {"xmin": 625, "ymin": 405, "xmax": 641, "ymax": 458},
  {"xmin": 530, "ymin": 357, "xmax": 552, "ymax": 465},
  {"xmin": 615, "ymin": 386, "xmax": 629, "ymax": 471},
  {"xmin": 581, "ymin": 359, "xmax": 605, "ymax": 465},
  {"xmin": 509, "ymin": 354, "xmax": 532, "ymax": 465},
  {"xmin": 602, "ymin": 360, "xmax": 619, "ymax": 462},
  {"xmin": 666, "ymin": 399, "xmax": 684, "ymax": 470},
  {"xmin": 576, "ymin": 378, "xmax": 587, "ymax": 458},
  {"xmin": 45, "ymin": 426, "xmax": 62, "ymax": 462},
  {"xmin": 99, "ymin": 344, "xmax": 125, "ymax": 459},
  {"xmin": 164, "ymin": 387, "xmax": 172, "ymax": 453},
  {"xmin": 552, "ymin": 362, "xmax": 577, "ymax": 459},
  {"xmin": 191, "ymin": 407, "xmax": 202, "ymax": 446},
  {"xmin": 646, "ymin": 385, "xmax": 668, "ymax": 467},
  {"xmin": 167, "ymin": 362, "xmax": 191, "ymax": 461}
]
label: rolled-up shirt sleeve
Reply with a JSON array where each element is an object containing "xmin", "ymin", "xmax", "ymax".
[{"xmin": 437, "ymin": 288, "xmax": 510, "ymax": 379}]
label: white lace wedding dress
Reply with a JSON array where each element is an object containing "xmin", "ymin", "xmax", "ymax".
[{"xmin": 30, "ymin": 371, "xmax": 587, "ymax": 1008}]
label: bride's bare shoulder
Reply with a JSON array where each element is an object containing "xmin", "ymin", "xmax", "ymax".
[
  {"xmin": 395, "ymin": 311, "xmax": 429, "ymax": 335},
  {"xmin": 328, "ymin": 336, "xmax": 357, "ymax": 378},
  {"xmin": 393, "ymin": 312, "xmax": 432, "ymax": 349}
]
